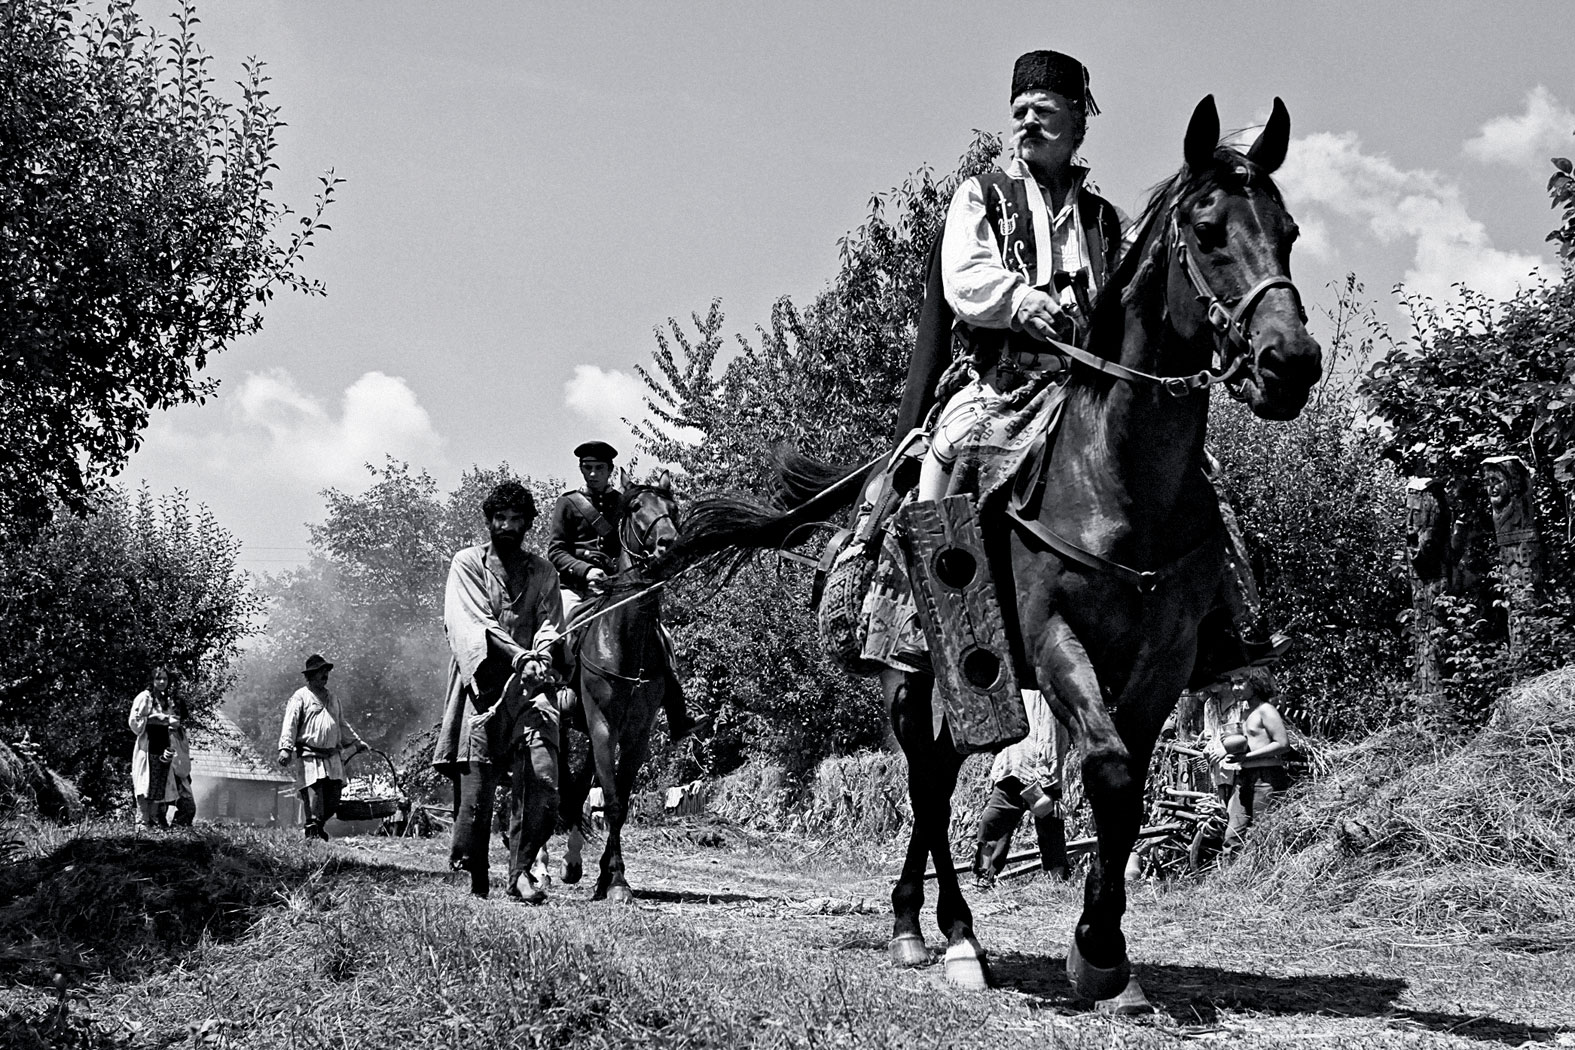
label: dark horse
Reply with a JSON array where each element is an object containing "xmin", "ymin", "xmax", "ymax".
[
  {"xmin": 556, "ymin": 470, "xmax": 681, "ymax": 903},
  {"xmin": 654, "ymin": 98, "xmax": 1322, "ymax": 1008}
]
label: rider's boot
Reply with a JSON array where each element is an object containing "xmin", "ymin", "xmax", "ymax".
[{"xmin": 661, "ymin": 670, "xmax": 710, "ymax": 741}]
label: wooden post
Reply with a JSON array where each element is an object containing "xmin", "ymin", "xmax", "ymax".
[
  {"xmin": 1481, "ymin": 455, "xmax": 1545, "ymax": 650},
  {"xmin": 1404, "ymin": 477, "xmax": 1453, "ymax": 703}
]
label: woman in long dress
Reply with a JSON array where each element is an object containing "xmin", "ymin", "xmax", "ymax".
[{"xmin": 128, "ymin": 666, "xmax": 181, "ymax": 827}]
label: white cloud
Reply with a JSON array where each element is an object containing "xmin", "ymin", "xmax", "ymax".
[
  {"xmin": 1279, "ymin": 130, "xmax": 1556, "ymax": 303},
  {"xmin": 149, "ymin": 369, "xmax": 447, "ymax": 492},
  {"xmin": 126, "ymin": 370, "xmax": 449, "ymax": 568},
  {"xmin": 1463, "ymin": 86, "xmax": 1575, "ymax": 173},
  {"xmin": 231, "ymin": 369, "xmax": 446, "ymax": 488},
  {"xmin": 564, "ymin": 364, "xmax": 649, "ymax": 439},
  {"xmin": 563, "ymin": 365, "xmax": 702, "ymax": 458}
]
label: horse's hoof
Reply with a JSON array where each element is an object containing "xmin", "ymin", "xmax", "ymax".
[
  {"xmin": 1094, "ymin": 976, "xmax": 1154, "ymax": 1016},
  {"xmin": 509, "ymin": 875, "xmax": 547, "ymax": 906},
  {"xmin": 942, "ymin": 939, "xmax": 989, "ymax": 991},
  {"xmin": 603, "ymin": 884, "xmax": 634, "ymax": 905},
  {"xmin": 1066, "ymin": 936, "xmax": 1130, "ymax": 1002},
  {"xmin": 888, "ymin": 933, "xmax": 929, "ymax": 968},
  {"xmin": 562, "ymin": 860, "xmax": 583, "ymax": 885}
]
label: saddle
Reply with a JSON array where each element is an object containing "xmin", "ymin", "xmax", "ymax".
[{"xmin": 814, "ymin": 409, "xmax": 1065, "ymax": 753}]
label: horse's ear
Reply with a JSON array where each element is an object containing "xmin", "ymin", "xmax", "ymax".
[
  {"xmin": 654, "ymin": 469, "xmax": 672, "ymax": 493},
  {"xmin": 617, "ymin": 466, "xmax": 631, "ymax": 490},
  {"xmin": 1184, "ymin": 95, "xmax": 1220, "ymax": 173},
  {"xmin": 1246, "ymin": 97, "xmax": 1290, "ymax": 174}
]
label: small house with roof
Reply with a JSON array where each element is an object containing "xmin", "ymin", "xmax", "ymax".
[{"xmin": 188, "ymin": 711, "xmax": 298, "ymax": 826}]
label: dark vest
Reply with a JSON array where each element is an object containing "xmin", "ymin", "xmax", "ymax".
[
  {"xmin": 959, "ymin": 169, "xmax": 1123, "ymax": 370},
  {"xmin": 894, "ymin": 170, "xmax": 1124, "ymax": 436}
]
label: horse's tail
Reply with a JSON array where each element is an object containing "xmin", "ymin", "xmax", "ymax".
[{"xmin": 650, "ymin": 445, "xmax": 883, "ymax": 584}]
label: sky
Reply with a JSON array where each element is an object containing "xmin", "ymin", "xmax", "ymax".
[{"xmin": 121, "ymin": 1, "xmax": 1575, "ymax": 570}]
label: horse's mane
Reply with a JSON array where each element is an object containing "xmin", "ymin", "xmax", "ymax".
[{"xmin": 1085, "ymin": 146, "xmax": 1286, "ymax": 355}]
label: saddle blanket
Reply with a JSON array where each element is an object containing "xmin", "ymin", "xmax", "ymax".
[{"xmin": 852, "ymin": 372, "xmax": 1070, "ymax": 674}]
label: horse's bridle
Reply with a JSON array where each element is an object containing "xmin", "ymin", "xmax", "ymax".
[
  {"xmin": 618, "ymin": 488, "xmax": 676, "ymax": 569},
  {"xmin": 1169, "ymin": 210, "xmax": 1306, "ymax": 396},
  {"xmin": 1006, "ymin": 188, "xmax": 1308, "ymax": 592}
]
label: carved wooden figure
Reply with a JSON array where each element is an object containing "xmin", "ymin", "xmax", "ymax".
[
  {"xmin": 1405, "ymin": 477, "xmax": 1453, "ymax": 699},
  {"xmin": 1481, "ymin": 455, "xmax": 1545, "ymax": 649}
]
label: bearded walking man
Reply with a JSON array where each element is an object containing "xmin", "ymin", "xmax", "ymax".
[{"xmin": 434, "ymin": 481, "xmax": 564, "ymax": 901}]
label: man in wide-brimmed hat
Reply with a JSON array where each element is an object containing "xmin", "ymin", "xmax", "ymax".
[{"xmin": 277, "ymin": 653, "xmax": 368, "ymax": 841}]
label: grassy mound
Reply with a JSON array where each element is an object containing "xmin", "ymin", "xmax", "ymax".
[
  {"xmin": 1219, "ymin": 665, "xmax": 1575, "ymax": 937},
  {"xmin": 0, "ymin": 824, "xmax": 414, "ymax": 984},
  {"xmin": 708, "ymin": 751, "xmax": 999, "ymax": 846}
]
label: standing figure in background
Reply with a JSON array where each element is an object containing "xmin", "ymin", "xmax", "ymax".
[
  {"xmin": 1188, "ymin": 668, "xmax": 1290, "ymax": 867},
  {"xmin": 435, "ymin": 481, "xmax": 564, "ymax": 902},
  {"xmin": 277, "ymin": 654, "xmax": 368, "ymax": 841},
  {"xmin": 128, "ymin": 665, "xmax": 180, "ymax": 827},
  {"xmin": 167, "ymin": 679, "xmax": 196, "ymax": 828},
  {"xmin": 972, "ymin": 689, "xmax": 1072, "ymax": 886},
  {"xmin": 1218, "ymin": 677, "xmax": 1290, "ymax": 854}
]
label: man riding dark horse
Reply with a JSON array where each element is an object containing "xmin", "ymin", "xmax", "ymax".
[
  {"xmin": 547, "ymin": 440, "xmax": 699, "ymax": 740},
  {"xmin": 895, "ymin": 49, "xmax": 1289, "ymax": 687},
  {"xmin": 650, "ymin": 51, "xmax": 1323, "ymax": 1010}
]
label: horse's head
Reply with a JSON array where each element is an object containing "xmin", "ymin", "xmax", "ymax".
[
  {"xmin": 1160, "ymin": 96, "xmax": 1323, "ymax": 420},
  {"xmin": 618, "ymin": 469, "xmax": 681, "ymax": 565}
]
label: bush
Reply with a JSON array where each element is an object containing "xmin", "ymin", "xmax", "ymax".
[
  {"xmin": 0, "ymin": 488, "xmax": 257, "ymax": 808},
  {"xmin": 1211, "ymin": 280, "xmax": 1412, "ymax": 736}
]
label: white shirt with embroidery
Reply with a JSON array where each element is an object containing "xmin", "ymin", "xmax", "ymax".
[{"xmin": 940, "ymin": 158, "xmax": 1097, "ymax": 332}]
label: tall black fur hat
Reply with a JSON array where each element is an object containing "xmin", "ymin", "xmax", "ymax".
[{"xmin": 1011, "ymin": 50, "xmax": 1099, "ymax": 115}]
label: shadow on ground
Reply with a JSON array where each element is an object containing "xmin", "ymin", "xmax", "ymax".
[
  {"xmin": 634, "ymin": 887, "xmax": 783, "ymax": 906},
  {"xmin": 989, "ymin": 952, "xmax": 1562, "ymax": 1046},
  {"xmin": 0, "ymin": 830, "xmax": 422, "ymax": 986}
]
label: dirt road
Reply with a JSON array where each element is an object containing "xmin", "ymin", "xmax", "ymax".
[
  {"xmin": 2, "ymin": 820, "xmax": 1571, "ymax": 1049},
  {"xmin": 360, "ymin": 820, "xmax": 1572, "ymax": 1049}
]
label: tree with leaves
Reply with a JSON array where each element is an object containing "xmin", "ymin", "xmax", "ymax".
[
  {"xmin": 0, "ymin": 0, "xmax": 337, "ymax": 530},
  {"xmin": 1358, "ymin": 148, "xmax": 1575, "ymax": 724},
  {"xmin": 0, "ymin": 488, "xmax": 258, "ymax": 808},
  {"xmin": 632, "ymin": 135, "xmax": 999, "ymax": 776}
]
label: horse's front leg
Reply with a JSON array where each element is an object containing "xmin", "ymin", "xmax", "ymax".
[
  {"xmin": 578, "ymin": 678, "xmax": 626, "ymax": 902},
  {"xmin": 1033, "ymin": 613, "xmax": 1152, "ymax": 1013},
  {"xmin": 884, "ymin": 671, "xmax": 984, "ymax": 988},
  {"xmin": 597, "ymin": 695, "xmax": 656, "ymax": 906}
]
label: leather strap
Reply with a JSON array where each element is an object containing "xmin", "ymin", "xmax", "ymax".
[
  {"xmin": 566, "ymin": 491, "xmax": 615, "ymax": 538},
  {"xmin": 1006, "ymin": 483, "xmax": 1215, "ymax": 595}
]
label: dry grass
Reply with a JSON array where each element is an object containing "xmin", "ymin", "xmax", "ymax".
[
  {"xmin": 1218, "ymin": 665, "xmax": 1575, "ymax": 936},
  {"xmin": 1, "ymin": 811, "xmax": 1572, "ymax": 1048},
  {"xmin": 710, "ymin": 752, "xmax": 1015, "ymax": 849}
]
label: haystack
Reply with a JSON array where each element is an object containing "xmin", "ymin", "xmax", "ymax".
[{"xmin": 1220, "ymin": 665, "xmax": 1575, "ymax": 937}]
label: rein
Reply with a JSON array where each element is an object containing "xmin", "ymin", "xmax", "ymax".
[{"xmin": 1005, "ymin": 194, "xmax": 1302, "ymax": 592}]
